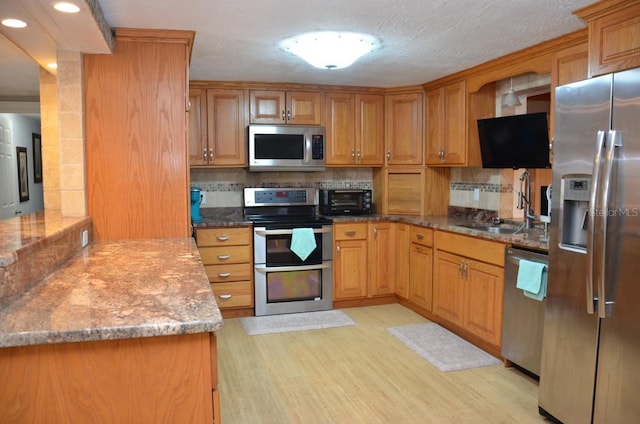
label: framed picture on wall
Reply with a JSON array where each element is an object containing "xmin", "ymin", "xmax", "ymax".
[
  {"xmin": 16, "ymin": 146, "xmax": 29, "ymax": 202},
  {"xmin": 32, "ymin": 133, "xmax": 42, "ymax": 183}
]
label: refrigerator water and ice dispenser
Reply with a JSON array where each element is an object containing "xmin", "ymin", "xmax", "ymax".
[{"xmin": 559, "ymin": 175, "xmax": 591, "ymax": 250}]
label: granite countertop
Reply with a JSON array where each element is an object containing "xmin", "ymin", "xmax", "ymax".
[
  {"xmin": 0, "ymin": 238, "xmax": 223, "ymax": 348},
  {"xmin": 0, "ymin": 211, "xmax": 91, "ymax": 267},
  {"xmin": 194, "ymin": 207, "xmax": 549, "ymax": 252}
]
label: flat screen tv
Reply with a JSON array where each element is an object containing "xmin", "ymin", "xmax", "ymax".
[{"xmin": 477, "ymin": 112, "xmax": 551, "ymax": 169}]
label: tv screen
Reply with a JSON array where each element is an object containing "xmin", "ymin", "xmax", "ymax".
[{"xmin": 477, "ymin": 112, "xmax": 551, "ymax": 169}]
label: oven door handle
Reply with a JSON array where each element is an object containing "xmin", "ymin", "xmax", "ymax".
[
  {"xmin": 254, "ymin": 227, "xmax": 332, "ymax": 236},
  {"xmin": 255, "ymin": 263, "xmax": 331, "ymax": 273}
]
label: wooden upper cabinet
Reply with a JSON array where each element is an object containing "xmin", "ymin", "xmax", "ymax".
[
  {"xmin": 325, "ymin": 92, "xmax": 384, "ymax": 166},
  {"xmin": 250, "ymin": 90, "xmax": 322, "ymax": 125},
  {"xmin": 385, "ymin": 92, "xmax": 423, "ymax": 166},
  {"xmin": 425, "ymin": 80, "xmax": 466, "ymax": 166},
  {"xmin": 188, "ymin": 88, "xmax": 208, "ymax": 166},
  {"xmin": 205, "ymin": 89, "xmax": 247, "ymax": 167},
  {"xmin": 575, "ymin": 0, "xmax": 640, "ymax": 77}
]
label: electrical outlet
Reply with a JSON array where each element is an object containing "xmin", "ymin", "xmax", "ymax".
[
  {"xmin": 201, "ymin": 191, "xmax": 207, "ymax": 205},
  {"xmin": 473, "ymin": 188, "xmax": 480, "ymax": 201},
  {"xmin": 81, "ymin": 229, "xmax": 89, "ymax": 247}
]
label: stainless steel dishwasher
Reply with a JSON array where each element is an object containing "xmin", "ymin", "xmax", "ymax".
[{"xmin": 502, "ymin": 247, "xmax": 548, "ymax": 377}]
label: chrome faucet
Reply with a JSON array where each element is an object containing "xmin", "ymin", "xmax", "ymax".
[{"xmin": 517, "ymin": 170, "xmax": 537, "ymax": 229}]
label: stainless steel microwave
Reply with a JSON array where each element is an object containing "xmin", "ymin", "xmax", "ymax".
[{"xmin": 248, "ymin": 124, "xmax": 326, "ymax": 172}]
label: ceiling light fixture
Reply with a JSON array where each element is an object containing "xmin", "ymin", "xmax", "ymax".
[
  {"xmin": 501, "ymin": 77, "xmax": 522, "ymax": 107},
  {"xmin": 1, "ymin": 18, "xmax": 28, "ymax": 28},
  {"xmin": 53, "ymin": 2, "xmax": 81, "ymax": 13},
  {"xmin": 279, "ymin": 31, "xmax": 380, "ymax": 70}
]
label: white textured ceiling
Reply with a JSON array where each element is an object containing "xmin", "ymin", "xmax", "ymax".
[{"xmin": 1, "ymin": 0, "xmax": 595, "ymax": 101}]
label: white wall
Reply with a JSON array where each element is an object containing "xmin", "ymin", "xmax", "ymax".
[{"xmin": 1, "ymin": 113, "xmax": 43, "ymax": 216}]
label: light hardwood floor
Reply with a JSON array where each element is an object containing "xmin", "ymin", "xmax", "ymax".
[{"xmin": 217, "ymin": 304, "xmax": 547, "ymax": 423}]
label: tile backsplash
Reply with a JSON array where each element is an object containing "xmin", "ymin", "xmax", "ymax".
[{"xmin": 191, "ymin": 168, "xmax": 373, "ymax": 208}]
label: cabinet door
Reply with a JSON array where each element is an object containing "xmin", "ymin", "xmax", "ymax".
[
  {"xmin": 385, "ymin": 92, "xmax": 423, "ymax": 165},
  {"xmin": 250, "ymin": 90, "xmax": 286, "ymax": 123},
  {"xmin": 432, "ymin": 250, "xmax": 464, "ymax": 326},
  {"xmin": 425, "ymin": 87, "xmax": 445, "ymax": 165},
  {"xmin": 395, "ymin": 223, "xmax": 410, "ymax": 299},
  {"xmin": 356, "ymin": 94, "xmax": 385, "ymax": 165},
  {"xmin": 409, "ymin": 243, "xmax": 433, "ymax": 310},
  {"xmin": 442, "ymin": 80, "xmax": 466, "ymax": 165},
  {"xmin": 463, "ymin": 259, "xmax": 504, "ymax": 346},
  {"xmin": 188, "ymin": 88, "xmax": 208, "ymax": 166},
  {"xmin": 207, "ymin": 89, "xmax": 247, "ymax": 166},
  {"xmin": 334, "ymin": 239, "xmax": 368, "ymax": 299},
  {"xmin": 369, "ymin": 222, "xmax": 395, "ymax": 296},
  {"xmin": 325, "ymin": 92, "xmax": 356, "ymax": 165},
  {"xmin": 287, "ymin": 91, "xmax": 322, "ymax": 125}
]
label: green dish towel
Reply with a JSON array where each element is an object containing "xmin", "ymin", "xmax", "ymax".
[
  {"xmin": 516, "ymin": 259, "xmax": 547, "ymax": 301},
  {"xmin": 290, "ymin": 228, "xmax": 317, "ymax": 261}
]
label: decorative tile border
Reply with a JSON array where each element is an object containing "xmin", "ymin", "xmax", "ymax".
[
  {"xmin": 450, "ymin": 182, "xmax": 512, "ymax": 193},
  {"xmin": 192, "ymin": 181, "xmax": 373, "ymax": 192}
]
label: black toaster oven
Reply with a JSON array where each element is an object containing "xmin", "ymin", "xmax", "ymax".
[{"xmin": 319, "ymin": 189, "xmax": 373, "ymax": 215}]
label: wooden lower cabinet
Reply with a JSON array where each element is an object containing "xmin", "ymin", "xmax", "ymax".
[
  {"xmin": 0, "ymin": 333, "xmax": 219, "ymax": 423},
  {"xmin": 394, "ymin": 223, "xmax": 410, "ymax": 299},
  {"xmin": 333, "ymin": 223, "xmax": 368, "ymax": 299},
  {"xmin": 408, "ymin": 226, "xmax": 434, "ymax": 311},
  {"xmin": 195, "ymin": 226, "xmax": 254, "ymax": 315},
  {"xmin": 433, "ymin": 231, "xmax": 506, "ymax": 347},
  {"xmin": 369, "ymin": 222, "xmax": 395, "ymax": 296}
]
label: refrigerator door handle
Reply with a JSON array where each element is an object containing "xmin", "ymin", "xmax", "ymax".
[
  {"xmin": 597, "ymin": 129, "xmax": 622, "ymax": 319},
  {"xmin": 586, "ymin": 130, "xmax": 607, "ymax": 315}
]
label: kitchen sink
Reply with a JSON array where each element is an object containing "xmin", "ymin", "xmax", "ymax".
[{"xmin": 457, "ymin": 224, "xmax": 520, "ymax": 234}]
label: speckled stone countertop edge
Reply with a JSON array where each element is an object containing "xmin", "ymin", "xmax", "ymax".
[
  {"xmin": 0, "ymin": 238, "xmax": 224, "ymax": 349},
  {"xmin": 193, "ymin": 208, "xmax": 549, "ymax": 252}
]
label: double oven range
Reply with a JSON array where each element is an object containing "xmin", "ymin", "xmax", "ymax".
[{"xmin": 244, "ymin": 188, "xmax": 333, "ymax": 316}]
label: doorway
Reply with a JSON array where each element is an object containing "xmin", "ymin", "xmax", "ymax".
[{"xmin": 0, "ymin": 115, "xmax": 17, "ymax": 219}]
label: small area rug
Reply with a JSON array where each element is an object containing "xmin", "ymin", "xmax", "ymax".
[
  {"xmin": 387, "ymin": 323, "xmax": 501, "ymax": 372},
  {"xmin": 240, "ymin": 310, "xmax": 356, "ymax": 336}
]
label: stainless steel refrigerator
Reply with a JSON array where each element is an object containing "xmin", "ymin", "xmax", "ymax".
[{"xmin": 539, "ymin": 67, "xmax": 640, "ymax": 423}]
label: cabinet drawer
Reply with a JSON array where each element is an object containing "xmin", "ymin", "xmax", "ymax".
[
  {"xmin": 211, "ymin": 281, "xmax": 253, "ymax": 309},
  {"xmin": 435, "ymin": 230, "xmax": 506, "ymax": 266},
  {"xmin": 205, "ymin": 263, "xmax": 253, "ymax": 283},
  {"xmin": 196, "ymin": 227, "xmax": 251, "ymax": 247},
  {"xmin": 410, "ymin": 226, "xmax": 433, "ymax": 247},
  {"xmin": 199, "ymin": 246, "xmax": 252, "ymax": 265},
  {"xmin": 334, "ymin": 222, "xmax": 368, "ymax": 240}
]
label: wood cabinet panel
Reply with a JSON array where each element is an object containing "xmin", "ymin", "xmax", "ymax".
[
  {"xmin": 576, "ymin": 1, "xmax": 640, "ymax": 77},
  {"xmin": 205, "ymin": 263, "xmax": 253, "ymax": 283},
  {"xmin": 369, "ymin": 222, "xmax": 395, "ymax": 296},
  {"xmin": 326, "ymin": 92, "xmax": 356, "ymax": 165},
  {"xmin": 409, "ymin": 243, "xmax": 433, "ymax": 311},
  {"xmin": 199, "ymin": 246, "xmax": 252, "ymax": 266},
  {"xmin": 188, "ymin": 88, "xmax": 208, "ymax": 165},
  {"xmin": 385, "ymin": 92, "xmax": 423, "ymax": 165},
  {"xmin": 205, "ymin": 89, "xmax": 247, "ymax": 167},
  {"xmin": 356, "ymin": 94, "xmax": 385, "ymax": 165},
  {"xmin": 196, "ymin": 227, "xmax": 252, "ymax": 246},
  {"xmin": 250, "ymin": 90, "xmax": 321, "ymax": 125},
  {"xmin": 334, "ymin": 222, "xmax": 368, "ymax": 240},
  {"xmin": 0, "ymin": 333, "xmax": 215, "ymax": 423},
  {"xmin": 395, "ymin": 223, "xmax": 410, "ymax": 299},
  {"xmin": 333, "ymin": 238, "xmax": 368, "ymax": 299},
  {"xmin": 409, "ymin": 226, "xmax": 433, "ymax": 247},
  {"xmin": 434, "ymin": 231, "xmax": 505, "ymax": 267},
  {"xmin": 84, "ymin": 30, "xmax": 192, "ymax": 241},
  {"xmin": 211, "ymin": 281, "xmax": 254, "ymax": 308},
  {"xmin": 463, "ymin": 260, "xmax": 504, "ymax": 346},
  {"xmin": 425, "ymin": 80, "xmax": 466, "ymax": 166},
  {"xmin": 433, "ymin": 250, "xmax": 464, "ymax": 326}
]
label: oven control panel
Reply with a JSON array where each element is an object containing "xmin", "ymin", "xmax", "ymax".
[{"xmin": 244, "ymin": 187, "xmax": 319, "ymax": 207}]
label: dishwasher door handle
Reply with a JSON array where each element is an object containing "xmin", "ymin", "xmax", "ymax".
[{"xmin": 506, "ymin": 254, "xmax": 547, "ymax": 268}]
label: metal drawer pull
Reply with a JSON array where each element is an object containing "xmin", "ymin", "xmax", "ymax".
[
  {"xmin": 345, "ymin": 231, "xmax": 356, "ymax": 236},
  {"xmin": 218, "ymin": 272, "xmax": 232, "ymax": 277},
  {"xmin": 219, "ymin": 294, "xmax": 232, "ymax": 300},
  {"xmin": 217, "ymin": 254, "xmax": 231, "ymax": 260},
  {"xmin": 216, "ymin": 235, "xmax": 230, "ymax": 241},
  {"xmin": 416, "ymin": 234, "xmax": 424, "ymax": 240}
]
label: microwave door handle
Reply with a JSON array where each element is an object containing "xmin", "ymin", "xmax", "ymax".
[
  {"xmin": 303, "ymin": 134, "xmax": 311, "ymax": 164},
  {"xmin": 587, "ymin": 130, "xmax": 606, "ymax": 315}
]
